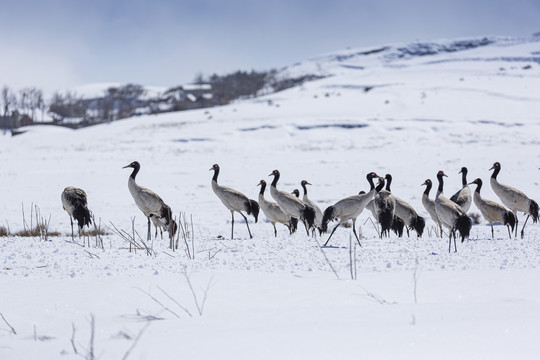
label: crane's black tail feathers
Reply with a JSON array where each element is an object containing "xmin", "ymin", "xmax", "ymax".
[
  {"xmin": 321, "ymin": 206, "xmax": 335, "ymax": 233},
  {"xmin": 160, "ymin": 204, "xmax": 173, "ymax": 225},
  {"xmin": 246, "ymin": 199, "xmax": 260, "ymax": 223},
  {"xmin": 455, "ymin": 215, "xmax": 472, "ymax": 242},
  {"xmin": 73, "ymin": 206, "xmax": 92, "ymax": 229},
  {"xmin": 169, "ymin": 219, "xmax": 178, "ymax": 237},
  {"xmin": 412, "ymin": 216, "xmax": 426, "ymax": 237},
  {"xmin": 391, "ymin": 216, "xmax": 404, "ymax": 237},
  {"xmin": 302, "ymin": 206, "xmax": 316, "ymax": 229},
  {"xmin": 290, "ymin": 217, "xmax": 298, "ymax": 233},
  {"xmin": 504, "ymin": 211, "xmax": 516, "ymax": 232},
  {"xmin": 530, "ymin": 199, "xmax": 539, "ymax": 223},
  {"xmin": 379, "ymin": 209, "xmax": 394, "ymax": 236}
]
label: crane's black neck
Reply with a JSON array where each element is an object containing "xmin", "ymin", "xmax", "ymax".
[
  {"xmin": 474, "ymin": 180, "xmax": 483, "ymax": 193},
  {"xmin": 385, "ymin": 175, "xmax": 392, "ymax": 192},
  {"xmin": 437, "ymin": 173, "xmax": 445, "ymax": 194},
  {"xmin": 367, "ymin": 173, "xmax": 376, "ymax": 191},
  {"xmin": 491, "ymin": 166, "xmax": 500, "ymax": 179},
  {"xmin": 212, "ymin": 166, "xmax": 220, "ymax": 183},
  {"xmin": 461, "ymin": 168, "xmax": 468, "ymax": 186},
  {"xmin": 130, "ymin": 163, "xmax": 140, "ymax": 180},
  {"xmin": 301, "ymin": 182, "xmax": 308, "ymax": 196},
  {"xmin": 259, "ymin": 181, "xmax": 266, "ymax": 195},
  {"xmin": 423, "ymin": 181, "xmax": 432, "ymax": 196},
  {"xmin": 270, "ymin": 172, "xmax": 280, "ymax": 187},
  {"xmin": 375, "ymin": 179, "xmax": 385, "ymax": 192}
]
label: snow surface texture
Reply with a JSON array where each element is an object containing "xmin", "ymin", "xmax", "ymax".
[{"xmin": 1, "ymin": 36, "xmax": 540, "ymax": 359}]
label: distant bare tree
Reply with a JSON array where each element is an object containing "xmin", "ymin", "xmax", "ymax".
[
  {"xmin": 26, "ymin": 87, "xmax": 44, "ymax": 120},
  {"xmin": 1, "ymin": 86, "xmax": 17, "ymax": 116}
]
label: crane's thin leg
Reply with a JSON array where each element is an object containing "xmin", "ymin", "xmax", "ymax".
[
  {"xmin": 514, "ymin": 213, "xmax": 519, "ymax": 237},
  {"xmin": 439, "ymin": 224, "xmax": 443, "ymax": 238},
  {"xmin": 491, "ymin": 224, "xmax": 494, "ymax": 239},
  {"xmin": 303, "ymin": 220, "xmax": 310, "ymax": 236},
  {"xmin": 273, "ymin": 223, "xmax": 277, "ymax": 237},
  {"xmin": 324, "ymin": 223, "xmax": 340, "ymax": 246},
  {"xmin": 239, "ymin": 212, "xmax": 252, "ymax": 239},
  {"xmin": 406, "ymin": 227, "xmax": 410, "ymax": 237},
  {"xmin": 520, "ymin": 215, "xmax": 531, "ymax": 239},
  {"xmin": 69, "ymin": 216, "xmax": 74, "ymax": 241},
  {"xmin": 454, "ymin": 232, "xmax": 457, "ymax": 252},
  {"xmin": 147, "ymin": 217, "xmax": 151, "ymax": 241},
  {"xmin": 230, "ymin": 211, "xmax": 235, "ymax": 239},
  {"xmin": 507, "ymin": 225, "xmax": 512, "ymax": 239},
  {"xmin": 351, "ymin": 219, "xmax": 362, "ymax": 247}
]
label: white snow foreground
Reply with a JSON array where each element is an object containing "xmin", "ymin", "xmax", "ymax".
[{"xmin": 1, "ymin": 35, "xmax": 540, "ymax": 359}]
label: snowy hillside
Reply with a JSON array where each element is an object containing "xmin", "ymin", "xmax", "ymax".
[{"xmin": 1, "ymin": 36, "xmax": 540, "ymax": 359}]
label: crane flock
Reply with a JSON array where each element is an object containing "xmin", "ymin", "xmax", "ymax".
[{"xmin": 60, "ymin": 161, "xmax": 538, "ymax": 253}]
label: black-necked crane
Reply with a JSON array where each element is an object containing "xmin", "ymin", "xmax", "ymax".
[
  {"xmin": 373, "ymin": 174, "xmax": 396, "ymax": 238},
  {"xmin": 385, "ymin": 175, "xmax": 425, "ymax": 238},
  {"xmin": 151, "ymin": 204, "xmax": 178, "ymax": 239},
  {"xmin": 61, "ymin": 186, "xmax": 92, "ymax": 241},
  {"xmin": 123, "ymin": 161, "xmax": 178, "ymax": 242},
  {"xmin": 321, "ymin": 172, "xmax": 379, "ymax": 246},
  {"xmin": 365, "ymin": 177, "xmax": 404, "ymax": 237},
  {"xmin": 421, "ymin": 179, "xmax": 443, "ymax": 237},
  {"xmin": 268, "ymin": 170, "xmax": 315, "ymax": 235},
  {"xmin": 301, "ymin": 180, "xmax": 324, "ymax": 235},
  {"xmin": 489, "ymin": 162, "xmax": 538, "ymax": 238},
  {"xmin": 291, "ymin": 189, "xmax": 300, "ymax": 198},
  {"xmin": 210, "ymin": 164, "xmax": 259, "ymax": 239},
  {"xmin": 450, "ymin": 167, "xmax": 472, "ymax": 212},
  {"xmin": 435, "ymin": 170, "xmax": 472, "ymax": 252},
  {"xmin": 257, "ymin": 180, "xmax": 296, "ymax": 237},
  {"xmin": 469, "ymin": 178, "xmax": 516, "ymax": 239}
]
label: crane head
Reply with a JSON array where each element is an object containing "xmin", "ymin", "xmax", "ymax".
[
  {"xmin": 122, "ymin": 161, "xmax": 140, "ymax": 169},
  {"xmin": 489, "ymin": 162, "xmax": 500, "ymax": 171}
]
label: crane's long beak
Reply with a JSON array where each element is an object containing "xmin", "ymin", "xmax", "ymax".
[
  {"xmin": 122, "ymin": 164, "xmax": 131, "ymax": 169},
  {"xmin": 489, "ymin": 165, "xmax": 495, "ymax": 170}
]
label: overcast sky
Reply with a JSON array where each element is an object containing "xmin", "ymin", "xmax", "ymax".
[{"xmin": 1, "ymin": 0, "xmax": 539, "ymax": 96}]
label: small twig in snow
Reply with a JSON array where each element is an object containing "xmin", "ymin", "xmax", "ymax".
[
  {"xmin": 0, "ymin": 312, "xmax": 16, "ymax": 335},
  {"xmin": 122, "ymin": 322, "xmax": 151, "ymax": 360}
]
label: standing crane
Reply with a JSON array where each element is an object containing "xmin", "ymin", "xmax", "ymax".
[
  {"xmin": 210, "ymin": 164, "xmax": 259, "ymax": 239},
  {"xmin": 61, "ymin": 186, "xmax": 92, "ymax": 241},
  {"xmin": 268, "ymin": 170, "xmax": 315, "ymax": 235},
  {"xmin": 301, "ymin": 180, "xmax": 324, "ymax": 235},
  {"xmin": 373, "ymin": 174, "xmax": 396, "ymax": 238},
  {"xmin": 489, "ymin": 162, "xmax": 538, "ymax": 238},
  {"xmin": 421, "ymin": 179, "xmax": 443, "ymax": 237},
  {"xmin": 469, "ymin": 178, "xmax": 515, "ymax": 239},
  {"xmin": 434, "ymin": 171, "xmax": 472, "ymax": 252},
  {"xmin": 321, "ymin": 172, "xmax": 379, "ymax": 246},
  {"xmin": 257, "ymin": 180, "xmax": 296, "ymax": 236},
  {"xmin": 123, "ymin": 161, "xmax": 177, "ymax": 242}
]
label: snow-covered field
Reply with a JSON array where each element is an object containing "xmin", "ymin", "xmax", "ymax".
[{"xmin": 1, "ymin": 36, "xmax": 540, "ymax": 359}]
